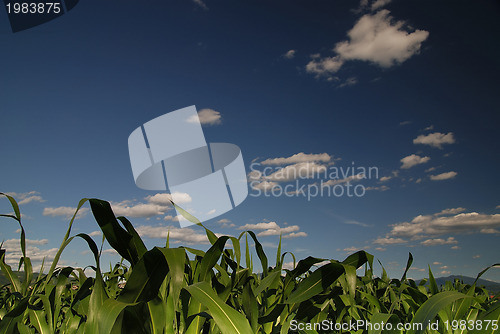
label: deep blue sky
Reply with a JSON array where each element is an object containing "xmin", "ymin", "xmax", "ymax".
[{"xmin": 1, "ymin": 0, "xmax": 499, "ymax": 281}]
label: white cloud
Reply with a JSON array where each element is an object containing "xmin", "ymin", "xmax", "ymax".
[
  {"xmin": 306, "ymin": 55, "xmax": 344, "ymax": 78},
  {"xmin": 413, "ymin": 132, "xmax": 455, "ymax": 149},
  {"xmin": 147, "ymin": 192, "xmax": 192, "ymax": 205},
  {"xmin": 373, "ymin": 237, "xmax": 407, "ymax": 245},
  {"xmin": 6, "ymin": 191, "xmax": 45, "ymax": 205},
  {"xmin": 473, "ymin": 255, "xmax": 481, "ymax": 259},
  {"xmin": 43, "ymin": 206, "xmax": 89, "ymax": 220},
  {"xmin": 480, "ymin": 228, "xmax": 500, "ymax": 234},
  {"xmin": 379, "ymin": 176, "xmax": 392, "ymax": 182},
  {"xmin": 2, "ymin": 238, "xmax": 57, "ymax": 272},
  {"xmin": 433, "ymin": 261, "xmax": 442, "ymax": 265},
  {"xmin": 371, "ymin": 0, "xmax": 391, "ymax": 11},
  {"xmin": 283, "ymin": 49, "xmax": 296, "ymax": 59},
  {"xmin": 322, "ymin": 173, "xmax": 365, "ymax": 187},
  {"xmin": 217, "ymin": 219, "xmax": 235, "ymax": 228},
  {"xmin": 400, "ymin": 154, "xmax": 430, "ymax": 169},
  {"xmin": 89, "ymin": 231, "xmax": 102, "ymax": 237},
  {"xmin": 424, "ymin": 125, "xmax": 434, "ymax": 131},
  {"xmin": 386, "ymin": 211, "xmax": 500, "ymax": 239},
  {"xmin": 109, "ymin": 192, "xmax": 191, "ymax": 219},
  {"xmin": 238, "ymin": 221, "xmax": 307, "ymax": 238},
  {"xmin": 451, "ymin": 246, "xmax": 460, "ymax": 250},
  {"xmin": 343, "ymin": 246, "xmax": 362, "ymax": 253},
  {"xmin": 136, "ymin": 225, "xmax": 211, "ymax": 244},
  {"xmin": 261, "ymin": 152, "xmax": 332, "ymax": 165},
  {"xmin": 187, "ymin": 108, "xmax": 221, "ymax": 125},
  {"xmin": 440, "ymin": 270, "xmax": 451, "ymax": 275},
  {"xmin": 338, "ymin": 77, "xmax": 358, "ymax": 88},
  {"xmin": 420, "ymin": 237, "xmax": 458, "ymax": 246},
  {"xmin": 334, "ymin": 10, "xmax": 429, "ymax": 67},
  {"xmin": 283, "ymin": 232, "xmax": 308, "ymax": 239},
  {"xmin": 265, "ymin": 162, "xmax": 327, "ymax": 182},
  {"xmin": 282, "ymin": 261, "xmax": 296, "ymax": 270},
  {"xmin": 375, "ymin": 247, "xmax": 386, "ymax": 251},
  {"xmin": 366, "ymin": 185, "xmax": 389, "ymax": 191},
  {"xmin": 429, "ymin": 171, "xmax": 457, "ymax": 181},
  {"xmin": 192, "ymin": 0, "xmax": 208, "ymax": 10},
  {"xmin": 111, "ymin": 201, "xmax": 167, "ymax": 218},
  {"xmin": 434, "ymin": 208, "xmax": 466, "ymax": 216}
]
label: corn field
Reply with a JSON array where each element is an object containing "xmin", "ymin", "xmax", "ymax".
[{"xmin": 0, "ymin": 192, "xmax": 499, "ymax": 333}]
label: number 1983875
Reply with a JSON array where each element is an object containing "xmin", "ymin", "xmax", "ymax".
[{"xmin": 5, "ymin": 2, "xmax": 62, "ymax": 14}]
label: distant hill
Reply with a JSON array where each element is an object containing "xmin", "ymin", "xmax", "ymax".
[
  {"xmin": 418, "ymin": 275, "xmax": 500, "ymax": 294},
  {"xmin": 0, "ymin": 270, "xmax": 25, "ymax": 286}
]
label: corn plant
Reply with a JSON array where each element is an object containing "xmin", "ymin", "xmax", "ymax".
[{"xmin": 0, "ymin": 192, "xmax": 499, "ymax": 334}]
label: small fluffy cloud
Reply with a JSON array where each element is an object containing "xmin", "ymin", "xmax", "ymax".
[
  {"xmin": 6, "ymin": 191, "xmax": 45, "ymax": 205},
  {"xmin": 373, "ymin": 237, "xmax": 407, "ymax": 245},
  {"xmin": 43, "ymin": 206, "xmax": 89, "ymax": 220},
  {"xmin": 261, "ymin": 153, "xmax": 332, "ymax": 166},
  {"xmin": 238, "ymin": 221, "xmax": 307, "ymax": 238},
  {"xmin": 187, "ymin": 108, "xmax": 221, "ymax": 125},
  {"xmin": 400, "ymin": 154, "xmax": 430, "ymax": 169},
  {"xmin": 197, "ymin": 108, "xmax": 221, "ymax": 125},
  {"xmin": 217, "ymin": 219, "xmax": 235, "ymax": 228},
  {"xmin": 283, "ymin": 49, "xmax": 296, "ymax": 59},
  {"xmin": 334, "ymin": 10, "xmax": 429, "ymax": 68},
  {"xmin": 413, "ymin": 132, "xmax": 455, "ymax": 149},
  {"xmin": 306, "ymin": 55, "xmax": 344, "ymax": 78},
  {"xmin": 429, "ymin": 171, "xmax": 457, "ymax": 181},
  {"xmin": 89, "ymin": 231, "xmax": 102, "ymax": 237},
  {"xmin": 420, "ymin": 237, "xmax": 458, "ymax": 246}
]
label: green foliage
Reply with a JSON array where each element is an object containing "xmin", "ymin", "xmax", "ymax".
[{"xmin": 0, "ymin": 192, "xmax": 499, "ymax": 333}]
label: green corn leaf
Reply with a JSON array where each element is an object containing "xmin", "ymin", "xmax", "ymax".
[
  {"xmin": 118, "ymin": 247, "xmax": 170, "ymax": 304},
  {"xmin": 117, "ymin": 216, "xmax": 148, "ymax": 259},
  {"xmin": 28, "ymin": 308, "xmax": 51, "ymax": 334},
  {"xmin": 198, "ymin": 236, "xmax": 230, "ymax": 282},
  {"xmin": 159, "ymin": 247, "xmax": 186, "ymax": 310},
  {"xmin": 285, "ymin": 262, "xmax": 345, "ymax": 304},
  {"xmin": 469, "ymin": 300, "xmax": 500, "ymax": 334},
  {"xmin": 401, "ymin": 252, "xmax": 413, "ymax": 281},
  {"xmin": 147, "ymin": 297, "xmax": 167, "ymax": 334},
  {"xmin": 96, "ymin": 299, "xmax": 133, "ymax": 334},
  {"xmin": 245, "ymin": 231, "xmax": 268, "ymax": 276},
  {"xmin": 428, "ymin": 265, "xmax": 439, "ymax": 295},
  {"xmin": 0, "ymin": 297, "xmax": 29, "ymax": 333},
  {"xmin": 185, "ymin": 281, "xmax": 253, "ymax": 334},
  {"xmin": 407, "ymin": 291, "xmax": 475, "ymax": 334},
  {"xmin": 170, "ymin": 201, "xmax": 218, "ymax": 245},
  {"xmin": 0, "ymin": 253, "xmax": 22, "ymax": 293},
  {"xmin": 89, "ymin": 199, "xmax": 140, "ymax": 266}
]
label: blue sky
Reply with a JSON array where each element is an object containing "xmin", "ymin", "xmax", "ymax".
[{"xmin": 1, "ymin": 0, "xmax": 499, "ymax": 282}]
